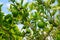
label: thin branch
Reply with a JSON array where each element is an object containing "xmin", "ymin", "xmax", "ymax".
[{"xmin": 43, "ymin": 25, "xmax": 53, "ymax": 40}]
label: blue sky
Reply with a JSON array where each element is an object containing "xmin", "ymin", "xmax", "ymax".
[{"xmin": 0, "ymin": 0, "xmax": 11, "ymax": 14}]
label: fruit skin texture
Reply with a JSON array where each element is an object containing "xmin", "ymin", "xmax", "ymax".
[{"xmin": 38, "ymin": 21, "xmax": 45, "ymax": 28}]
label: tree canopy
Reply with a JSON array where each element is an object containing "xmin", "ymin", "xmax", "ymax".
[{"xmin": 0, "ymin": 0, "xmax": 60, "ymax": 40}]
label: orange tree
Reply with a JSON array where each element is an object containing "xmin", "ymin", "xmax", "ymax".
[{"xmin": 0, "ymin": 0, "xmax": 60, "ymax": 40}]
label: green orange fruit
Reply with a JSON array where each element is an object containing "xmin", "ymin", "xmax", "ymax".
[{"xmin": 38, "ymin": 21, "xmax": 45, "ymax": 28}]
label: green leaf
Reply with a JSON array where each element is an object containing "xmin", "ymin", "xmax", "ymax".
[
  {"xmin": 0, "ymin": 4, "xmax": 3, "ymax": 11},
  {"xmin": 21, "ymin": 0, "xmax": 23, "ymax": 6},
  {"xmin": 58, "ymin": 0, "xmax": 60, "ymax": 6},
  {"xmin": 51, "ymin": 0, "xmax": 55, "ymax": 4},
  {"xmin": 10, "ymin": 0, "xmax": 15, "ymax": 3},
  {"xmin": 26, "ymin": 28, "xmax": 30, "ymax": 33}
]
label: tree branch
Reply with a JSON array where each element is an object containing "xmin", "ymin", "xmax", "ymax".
[{"xmin": 43, "ymin": 25, "xmax": 53, "ymax": 40}]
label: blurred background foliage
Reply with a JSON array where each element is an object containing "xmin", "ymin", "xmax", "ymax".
[{"xmin": 0, "ymin": 0, "xmax": 60, "ymax": 40}]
